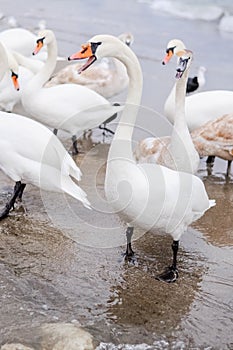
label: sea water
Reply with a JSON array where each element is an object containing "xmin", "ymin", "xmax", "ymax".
[{"xmin": 139, "ymin": 0, "xmax": 233, "ymax": 32}]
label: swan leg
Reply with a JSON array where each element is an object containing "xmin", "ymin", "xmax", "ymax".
[
  {"xmin": 99, "ymin": 124, "xmax": 115, "ymax": 143},
  {"xmin": 226, "ymin": 160, "xmax": 232, "ymax": 177},
  {"xmin": 0, "ymin": 181, "xmax": 26, "ymax": 220},
  {"xmin": 206, "ymin": 156, "xmax": 215, "ymax": 166},
  {"xmin": 53, "ymin": 128, "xmax": 58, "ymax": 136},
  {"xmin": 17, "ymin": 183, "xmax": 26, "ymax": 202},
  {"xmin": 156, "ymin": 240, "xmax": 179, "ymax": 283},
  {"xmin": 124, "ymin": 226, "xmax": 135, "ymax": 259},
  {"xmin": 71, "ymin": 135, "xmax": 79, "ymax": 155}
]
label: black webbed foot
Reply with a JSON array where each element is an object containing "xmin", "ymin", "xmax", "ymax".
[
  {"xmin": 156, "ymin": 266, "xmax": 179, "ymax": 283},
  {"xmin": 0, "ymin": 182, "xmax": 26, "ymax": 221}
]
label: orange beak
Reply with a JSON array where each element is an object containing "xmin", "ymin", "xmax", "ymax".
[
  {"xmin": 68, "ymin": 43, "xmax": 93, "ymax": 60},
  {"xmin": 33, "ymin": 38, "xmax": 44, "ymax": 55},
  {"xmin": 162, "ymin": 49, "xmax": 174, "ymax": 65},
  {"xmin": 11, "ymin": 72, "xmax": 19, "ymax": 91},
  {"xmin": 68, "ymin": 43, "xmax": 97, "ymax": 73}
]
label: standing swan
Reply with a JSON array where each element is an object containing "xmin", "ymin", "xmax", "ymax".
[
  {"xmin": 0, "ymin": 112, "xmax": 90, "ymax": 220},
  {"xmin": 134, "ymin": 49, "xmax": 200, "ymax": 174},
  {"xmin": 163, "ymin": 39, "xmax": 233, "ymax": 132},
  {"xmin": 69, "ymin": 35, "xmax": 215, "ymax": 283},
  {"xmin": 21, "ymin": 30, "xmax": 122, "ymax": 154},
  {"xmin": 0, "ymin": 46, "xmax": 90, "ymax": 218}
]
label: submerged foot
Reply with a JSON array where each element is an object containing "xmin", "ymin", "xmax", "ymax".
[{"xmin": 156, "ymin": 266, "xmax": 178, "ymax": 283}]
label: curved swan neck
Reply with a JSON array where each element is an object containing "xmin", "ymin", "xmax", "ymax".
[
  {"xmin": 27, "ymin": 36, "xmax": 57, "ymax": 90},
  {"xmin": 109, "ymin": 44, "xmax": 143, "ymax": 159},
  {"xmin": 174, "ymin": 68, "xmax": 189, "ymax": 130},
  {"xmin": 0, "ymin": 44, "xmax": 8, "ymax": 81}
]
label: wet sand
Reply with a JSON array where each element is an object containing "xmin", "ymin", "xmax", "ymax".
[
  {"xmin": 0, "ymin": 142, "xmax": 232, "ymax": 349},
  {"xmin": 0, "ymin": 0, "xmax": 233, "ymax": 349}
]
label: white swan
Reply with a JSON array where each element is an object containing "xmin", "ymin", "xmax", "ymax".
[
  {"xmin": 12, "ymin": 50, "xmax": 44, "ymax": 74},
  {"xmin": 45, "ymin": 32, "xmax": 133, "ymax": 99},
  {"xmin": 163, "ymin": 39, "xmax": 233, "ymax": 132},
  {"xmin": 69, "ymin": 35, "xmax": 215, "ymax": 283},
  {"xmin": 0, "ymin": 42, "xmax": 20, "ymax": 111},
  {"xmin": 0, "ymin": 42, "xmax": 41, "ymax": 112},
  {"xmin": 21, "ymin": 29, "xmax": 123, "ymax": 154},
  {"xmin": 0, "ymin": 111, "xmax": 90, "ymax": 220},
  {"xmin": 134, "ymin": 49, "xmax": 200, "ymax": 174},
  {"xmin": 0, "ymin": 27, "xmax": 47, "ymax": 61},
  {"xmin": 186, "ymin": 66, "xmax": 206, "ymax": 94}
]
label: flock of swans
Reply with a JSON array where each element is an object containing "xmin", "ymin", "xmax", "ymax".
[{"xmin": 0, "ymin": 27, "xmax": 232, "ymax": 283}]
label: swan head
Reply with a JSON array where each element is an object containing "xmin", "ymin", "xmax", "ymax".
[
  {"xmin": 68, "ymin": 34, "xmax": 127, "ymax": 73},
  {"xmin": 162, "ymin": 39, "xmax": 186, "ymax": 65},
  {"xmin": 33, "ymin": 29, "xmax": 55, "ymax": 55},
  {"xmin": 175, "ymin": 49, "xmax": 193, "ymax": 79},
  {"xmin": 0, "ymin": 42, "xmax": 19, "ymax": 90}
]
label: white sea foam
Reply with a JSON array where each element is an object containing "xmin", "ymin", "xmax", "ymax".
[
  {"xmin": 151, "ymin": 0, "xmax": 224, "ymax": 21},
  {"xmin": 148, "ymin": 0, "xmax": 224, "ymax": 21},
  {"xmin": 96, "ymin": 340, "xmax": 185, "ymax": 350},
  {"xmin": 219, "ymin": 14, "xmax": 233, "ymax": 32}
]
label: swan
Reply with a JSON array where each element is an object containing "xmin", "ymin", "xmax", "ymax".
[
  {"xmin": 0, "ymin": 27, "xmax": 47, "ymax": 61},
  {"xmin": 163, "ymin": 38, "xmax": 233, "ymax": 168},
  {"xmin": 45, "ymin": 32, "xmax": 133, "ymax": 99},
  {"xmin": 186, "ymin": 66, "xmax": 206, "ymax": 94},
  {"xmin": 0, "ymin": 111, "xmax": 90, "ymax": 220},
  {"xmin": 0, "ymin": 42, "xmax": 21, "ymax": 111},
  {"xmin": 134, "ymin": 49, "xmax": 200, "ymax": 174},
  {"xmin": 68, "ymin": 34, "xmax": 215, "ymax": 283},
  {"xmin": 163, "ymin": 39, "xmax": 233, "ymax": 132},
  {"xmin": 191, "ymin": 114, "xmax": 233, "ymax": 176},
  {"xmin": 21, "ymin": 29, "xmax": 123, "ymax": 154},
  {"xmin": 12, "ymin": 50, "xmax": 44, "ymax": 74}
]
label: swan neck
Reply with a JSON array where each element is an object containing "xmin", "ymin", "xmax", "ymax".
[
  {"xmin": 0, "ymin": 45, "xmax": 8, "ymax": 81},
  {"xmin": 174, "ymin": 69, "xmax": 189, "ymax": 129},
  {"xmin": 110, "ymin": 46, "xmax": 143, "ymax": 160},
  {"xmin": 30, "ymin": 38, "xmax": 57, "ymax": 88}
]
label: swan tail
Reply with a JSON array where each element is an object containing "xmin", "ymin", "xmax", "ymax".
[
  {"xmin": 208, "ymin": 199, "xmax": 216, "ymax": 209},
  {"xmin": 62, "ymin": 153, "xmax": 82, "ymax": 182},
  {"xmin": 61, "ymin": 176, "xmax": 91, "ymax": 209}
]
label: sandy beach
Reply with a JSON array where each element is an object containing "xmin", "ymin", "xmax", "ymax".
[{"xmin": 0, "ymin": 0, "xmax": 233, "ymax": 349}]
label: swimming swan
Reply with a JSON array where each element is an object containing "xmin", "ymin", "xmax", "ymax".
[
  {"xmin": 134, "ymin": 49, "xmax": 200, "ymax": 174},
  {"xmin": 21, "ymin": 30, "xmax": 123, "ymax": 154},
  {"xmin": 69, "ymin": 35, "xmax": 215, "ymax": 283}
]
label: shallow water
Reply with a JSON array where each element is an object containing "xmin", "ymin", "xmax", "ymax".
[{"xmin": 0, "ymin": 0, "xmax": 233, "ymax": 349}]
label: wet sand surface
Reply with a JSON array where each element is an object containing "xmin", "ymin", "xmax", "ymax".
[
  {"xmin": 0, "ymin": 0, "xmax": 233, "ymax": 349},
  {"xmin": 0, "ymin": 142, "xmax": 232, "ymax": 349}
]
